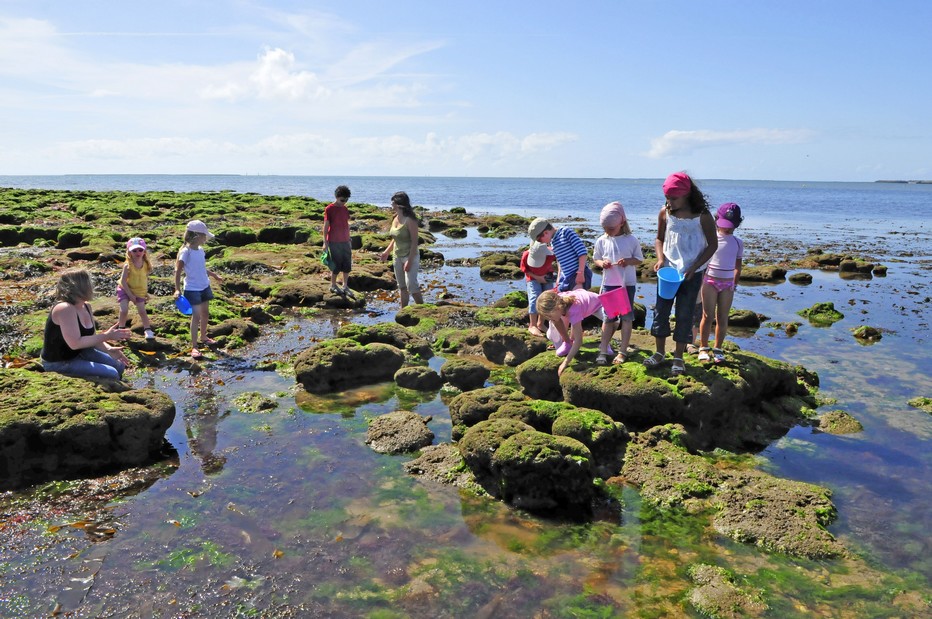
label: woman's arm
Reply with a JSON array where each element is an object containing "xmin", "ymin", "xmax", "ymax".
[
  {"xmin": 683, "ymin": 212, "xmax": 718, "ymax": 279},
  {"xmin": 55, "ymin": 303, "xmax": 129, "ymax": 351},
  {"xmin": 404, "ymin": 217, "xmax": 419, "ymax": 271},
  {"xmin": 653, "ymin": 208, "xmax": 667, "ymax": 272}
]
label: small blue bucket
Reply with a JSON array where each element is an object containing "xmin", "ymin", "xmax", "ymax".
[
  {"xmin": 175, "ymin": 295, "xmax": 193, "ymax": 315},
  {"xmin": 657, "ymin": 267, "xmax": 684, "ymax": 300}
]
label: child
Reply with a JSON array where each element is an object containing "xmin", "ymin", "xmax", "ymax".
[
  {"xmin": 643, "ymin": 172, "xmax": 718, "ymax": 376},
  {"xmin": 698, "ymin": 203, "xmax": 744, "ymax": 363},
  {"xmin": 117, "ymin": 237, "xmax": 155, "ymax": 340},
  {"xmin": 323, "ymin": 185, "xmax": 354, "ymax": 298},
  {"xmin": 174, "ymin": 220, "xmax": 224, "ymax": 360},
  {"xmin": 536, "ymin": 289, "xmax": 612, "ymax": 376},
  {"xmin": 592, "ymin": 201, "xmax": 643, "ymax": 365},
  {"xmin": 520, "ymin": 241, "xmax": 556, "ymax": 337},
  {"xmin": 41, "ymin": 268, "xmax": 132, "ymax": 380},
  {"xmin": 528, "ymin": 218, "xmax": 592, "ymax": 292}
]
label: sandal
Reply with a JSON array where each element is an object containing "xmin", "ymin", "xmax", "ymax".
[
  {"xmin": 612, "ymin": 352, "xmax": 628, "ymax": 365},
  {"xmin": 671, "ymin": 358, "xmax": 686, "ymax": 376},
  {"xmin": 190, "ymin": 348, "xmax": 204, "ymax": 360},
  {"xmin": 686, "ymin": 343, "xmax": 699, "ymax": 355},
  {"xmin": 697, "ymin": 347, "xmax": 712, "ymax": 362},
  {"xmin": 712, "ymin": 348, "xmax": 725, "ymax": 363},
  {"xmin": 329, "ymin": 284, "xmax": 341, "ymax": 295},
  {"xmin": 596, "ymin": 353, "xmax": 609, "ymax": 365},
  {"xmin": 643, "ymin": 352, "xmax": 665, "ymax": 368}
]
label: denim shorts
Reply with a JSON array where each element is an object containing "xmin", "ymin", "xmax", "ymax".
[
  {"xmin": 184, "ymin": 286, "xmax": 215, "ymax": 306},
  {"xmin": 527, "ymin": 279, "xmax": 547, "ymax": 315}
]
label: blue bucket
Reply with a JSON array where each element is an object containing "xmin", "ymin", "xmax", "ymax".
[
  {"xmin": 175, "ymin": 295, "xmax": 193, "ymax": 315},
  {"xmin": 657, "ymin": 267, "xmax": 684, "ymax": 300}
]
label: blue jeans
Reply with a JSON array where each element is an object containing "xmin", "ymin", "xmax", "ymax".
[
  {"xmin": 557, "ymin": 265, "xmax": 593, "ymax": 292},
  {"xmin": 42, "ymin": 348, "xmax": 125, "ymax": 380},
  {"xmin": 527, "ymin": 279, "xmax": 548, "ymax": 315},
  {"xmin": 650, "ymin": 271, "xmax": 703, "ymax": 344}
]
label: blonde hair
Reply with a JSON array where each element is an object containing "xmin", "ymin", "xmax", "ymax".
[
  {"xmin": 124, "ymin": 248, "xmax": 153, "ymax": 273},
  {"xmin": 56, "ymin": 268, "xmax": 94, "ymax": 304},
  {"xmin": 536, "ymin": 289, "xmax": 573, "ymax": 317},
  {"xmin": 183, "ymin": 230, "xmax": 202, "ymax": 246}
]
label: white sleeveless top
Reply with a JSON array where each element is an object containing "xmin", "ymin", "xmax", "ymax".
[{"xmin": 662, "ymin": 212, "xmax": 709, "ymax": 273}]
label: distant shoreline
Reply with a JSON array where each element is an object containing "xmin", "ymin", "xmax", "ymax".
[{"xmin": 875, "ymin": 179, "xmax": 932, "ymax": 184}]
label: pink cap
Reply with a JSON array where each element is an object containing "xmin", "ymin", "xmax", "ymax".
[
  {"xmin": 715, "ymin": 203, "xmax": 743, "ymax": 229},
  {"xmin": 599, "ymin": 201, "xmax": 627, "ymax": 229},
  {"xmin": 126, "ymin": 237, "xmax": 147, "ymax": 251},
  {"xmin": 662, "ymin": 172, "xmax": 692, "ymax": 198}
]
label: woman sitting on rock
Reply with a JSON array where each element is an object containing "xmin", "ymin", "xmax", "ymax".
[{"xmin": 40, "ymin": 268, "xmax": 132, "ymax": 380}]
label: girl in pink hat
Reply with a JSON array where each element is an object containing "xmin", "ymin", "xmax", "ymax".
[
  {"xmin": 698, "ymin": 203, "xmax": 744, "ymax": 363},
  {"xmin": 117, "ymin": 237, "xmax": 155, "ymax": 339},
  {"xmin": 643, "ymin": 172, "xmax": 718, "ymax": 376}
]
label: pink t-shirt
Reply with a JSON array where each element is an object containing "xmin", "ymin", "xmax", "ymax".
[
  {"xmin": 706, "ymin": 233, "xmax": 743, "ymax": 279},
  {"xmin": 563, "ymin": 289, "xmax": 603, "ymax": 325}
]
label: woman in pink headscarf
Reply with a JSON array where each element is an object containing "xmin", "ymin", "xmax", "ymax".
[{"xmin": 642, "ymin": 172, "xmax": 718, "ymax": 376}]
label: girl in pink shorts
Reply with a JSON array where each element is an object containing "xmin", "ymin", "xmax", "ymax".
[{"xmin": 698, "ymin": 203, "xmax": 744, "ymax": 363}]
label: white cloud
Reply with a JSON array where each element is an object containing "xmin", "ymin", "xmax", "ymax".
[{"xmin": 647, "ymin": 128, "xmax": 815, "ymax": 158}]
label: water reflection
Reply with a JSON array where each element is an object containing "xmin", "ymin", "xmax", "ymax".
[{"xmin": 183, "ymin": 373, "xmax": 228, "ymax": 475}]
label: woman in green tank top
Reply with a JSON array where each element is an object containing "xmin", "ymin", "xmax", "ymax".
[{"xmin": 379, "ymin": 191, "xmax": 423, "ymax": 308}]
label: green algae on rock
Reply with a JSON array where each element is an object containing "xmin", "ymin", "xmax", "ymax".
[
  {"xmin": 0, "ymin": 369, "xmax": 175, "ymax": 490},
  {"xmin": 798, "ymin": 301, "xmax": 844, "ymax": 327},
  {"xmin": 815, "ymin": 410, "xmax": 864, "ymax": 434},
  {"xmin": 294, "ymin": 338, "xmax": 405, "ymax": 394}
]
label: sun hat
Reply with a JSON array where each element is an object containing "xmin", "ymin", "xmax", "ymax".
[
  {"xmin": 186, "ymin": 220, "xmax": 214, "ymax": 239},
  {"xmin": 126, "ymin": 237, "xmax": 147, "ymax": 252},
  {"xmin": 527, "ymin": 242, "xmax": 552, "ymax": 268},
  {"xmin": 662, "ymin": 172, "xmax": 692, "ymax": 198},
  {"xmin": 528, "ymin": 218, "xmax": 551, "ymax": 240},
  {"xmin": 715, "ymin": 203, "xmax": 743, "ymax": 229},
  {"xmin": 599, "ymin": 201, "xmax": 627, "ymax": 229}
]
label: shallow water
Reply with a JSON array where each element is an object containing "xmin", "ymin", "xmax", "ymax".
[{"xmin": 2, "ymin": 182, "xmax": 931, "ymax": 616}]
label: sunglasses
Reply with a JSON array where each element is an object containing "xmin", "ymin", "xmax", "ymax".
[{"xmin": 130, "ymin": 248, "xmax": 145, "ymax": 253}]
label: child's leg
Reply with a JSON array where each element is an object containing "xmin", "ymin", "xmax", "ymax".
[
  {"xmin": 714, "ymin": 287, "xmax": 736, "ymax": 348},
  {"xmin": 600, "ymin": 319, "xmax": 617, "ymax": 353},
  {"xmin": 197, "ymin": 301, "xmax": 211, "ymax": 343},
  {"xmin": 118, "ymin": 298, "xmax": 130, "ymax": 328},
  {"xmin": 135, "ymin": 299, "xmax": 152, "ymax": 329},
  {"xmin": 699, "ymin": 283, "xmax": 717, "ymax": 348},
  {"xmin": 619, "ymin": 319, "xmax": 633, "ymax": 353},
  {"xmin": 189, "ymin": 310, "xmax": 200, "ymax": 349}
]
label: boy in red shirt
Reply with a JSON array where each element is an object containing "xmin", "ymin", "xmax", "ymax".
[
  {"xmin": 323, "ymin": 185, "xmax": 354, "ymax": 297},
  {"xmin": 520, "ymin": 241, "xmax": 556, "ymax": 336}
]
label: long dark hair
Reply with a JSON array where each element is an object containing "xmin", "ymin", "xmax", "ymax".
[
  {"xmin": 666, "ymin": 174, "xmax": 711, "ymax": 215},
  {"xmin": 391, "ymin": 191, "xmax": 417, "ymax": 220}
]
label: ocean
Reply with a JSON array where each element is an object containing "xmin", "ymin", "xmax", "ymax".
[{"xmin": 1, "ymin": 175, "xmax": 930, "ymax": 615}]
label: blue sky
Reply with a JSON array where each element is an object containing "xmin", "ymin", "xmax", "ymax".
[{"xmin": 1, "ymin": 0, "xmax": 929, "ymax": 181}]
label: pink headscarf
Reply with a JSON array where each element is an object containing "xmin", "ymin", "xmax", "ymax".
[
  {"xmin": 662, "ymin": 172, "xmax": 692, "ymax": 198},
  {"xmin": 599, "ymin": 201, "xmax": 627, "ymax": 229}
]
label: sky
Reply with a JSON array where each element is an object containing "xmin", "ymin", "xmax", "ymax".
[{"xmin": 1, "ymin": 0, "xmax": 929, "ymax": 181}]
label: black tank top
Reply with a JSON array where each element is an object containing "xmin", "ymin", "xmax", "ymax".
[{"xmin": 41, "ymin": 303, "xmax": 96, "ymax": 362}]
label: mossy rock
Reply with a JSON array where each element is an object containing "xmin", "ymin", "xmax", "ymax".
[
  {"xmin": 394, "ymin": 366, "xmax": 443, "ymax": 391},
  {"xmin": 798, "ymin": 301, "xmax": 844, "ymax": 326},
  {"xmin": 0, "ymin": 369, "xmax": 175, "ymax": 490},
  {"xmin": 232, "ymin": 391, "xmax": 277, "ymax": 413},
  {"xmin": 440, "ymin": 357, "xmax": 491, "ymax": 392},
  {"xmin": 907, "ymin": 396, "xmax": 932, "ymax": 414},
  {"xmin": 458, "ymin": 417, "xmax": 534, "ymax": 479},
  {"xmin": 687, "ymin": 564, "xmax": 768, "ymax": 618},
  {"xmin": 337, "ymin": 322, "xmax": 433, "ymax": 358},
  {"xmin": 619, "ymin": 424, "xmax": 844, "ymax": 559},
  {"xmin": 515, "ymin": 352, "xmax": 565, "ymax": 401},
  {"xmin": 294, "ymin": 338, "xmax": 405, "ymax": 394},
  {"xmin": 851, "ymin": 325, "xmax": 882, "ymax": 342},
  {"xmin": 788, "ymin": 272, "xmax": 813, "ymax": 284},
  {"xmin": 478, "ymin": 252, "xmax": 522, "ymax": 280},
  {"xmin": 490, "ymin": 429, "xmax": 595, "ymax": 511},
  {"xmin": 815, "ymin": 410, "xmax": 863, "ymax": 435},
  {"xmin": 739, "ymin": 266, "xmax": 787, "ymax": 282},
  {"xmin": 365, "ymin": 410, "xmax": 434, "ymax": 455}
]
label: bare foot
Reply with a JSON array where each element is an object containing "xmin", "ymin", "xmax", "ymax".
[{"xmin": 528, "ymin": 326, "xmax": 544, "ymax": 337}]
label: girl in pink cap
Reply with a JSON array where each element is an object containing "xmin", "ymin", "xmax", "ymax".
[
  {"xmin": 643, "ymin": 172, "xmax": 718, "ymax": 376},
  {"xmin": 698, "ymin": 203, "xmax": 744, "ymax": 363},
  {"xmin": 117, "ymin": 237, "xmax": 155, "ymax": 340}
]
